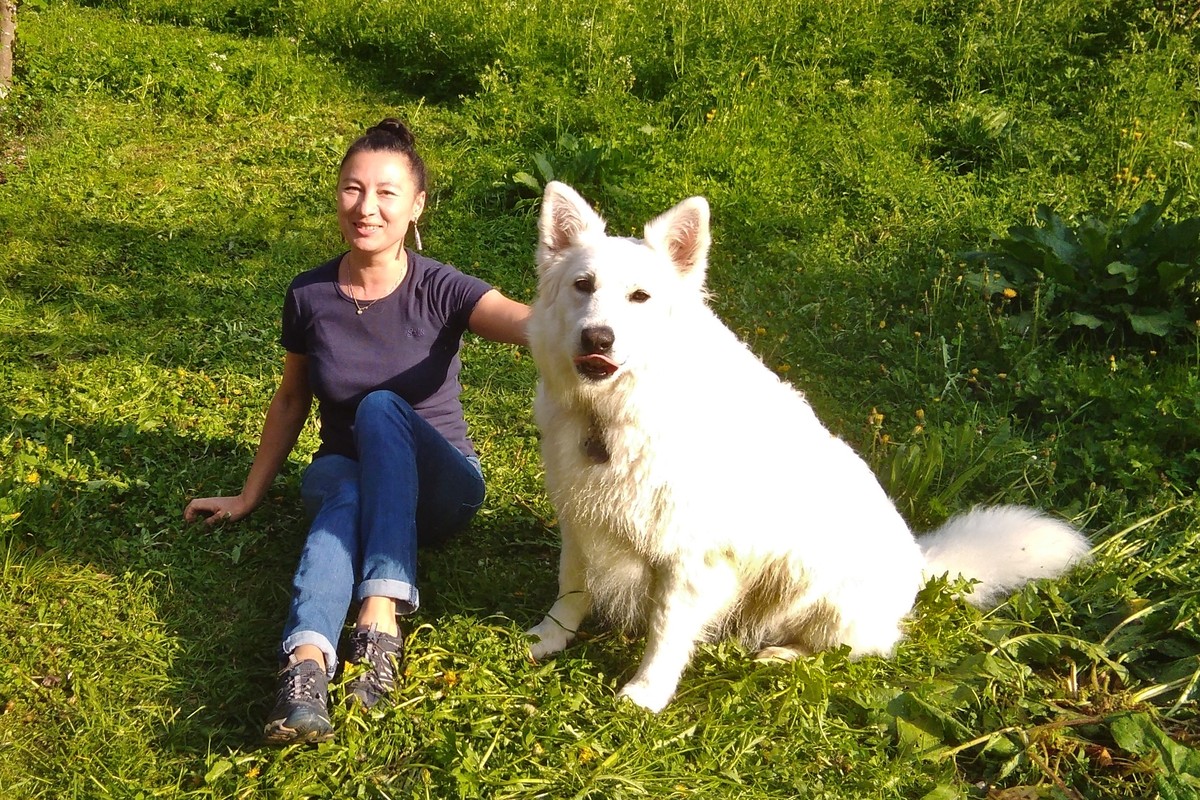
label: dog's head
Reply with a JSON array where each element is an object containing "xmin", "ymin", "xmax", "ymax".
[{"xmin": 529, "ymin": 181, "xmax": 712, "ymax": 392}]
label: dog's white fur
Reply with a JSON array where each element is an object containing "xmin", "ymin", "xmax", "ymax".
[{"xmin": 525, "ymin": 182, "xmax": 1090, "ymax": 712}]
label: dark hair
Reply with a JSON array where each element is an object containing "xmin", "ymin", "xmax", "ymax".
[{"xmin": 340, "ymin": 118, "xmax": 428, "ymax": 192}]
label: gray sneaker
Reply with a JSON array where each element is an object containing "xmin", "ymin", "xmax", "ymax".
[
  {"xmin": 345, "ymin": 627, "xmax": 404, "ymax": 709},
  {"xmin": 263, "ymin": 658, "xmax": 334, "ymax": 744}
]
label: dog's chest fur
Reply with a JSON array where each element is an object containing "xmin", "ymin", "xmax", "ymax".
[{"xmin": 535, "ymin": 392, "xmax": 676, "ymax": 554}]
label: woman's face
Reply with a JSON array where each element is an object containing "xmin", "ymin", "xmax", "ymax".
[{"xmin": 336, "ymin": 149, "xmax": 427, "ymax": 259}]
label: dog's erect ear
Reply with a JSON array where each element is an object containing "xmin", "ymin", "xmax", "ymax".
[
  {"xmin": 538, "ymin": 181, "xmax": 607, "ymax": 271},
  {"xmin": 643, "ymin": 196, "xmax": 711, "ymax": 288}
]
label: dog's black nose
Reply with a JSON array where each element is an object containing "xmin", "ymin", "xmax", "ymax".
[{"xmin": 580, "ymin": 326, "xmax": 615, "ymax": 354}]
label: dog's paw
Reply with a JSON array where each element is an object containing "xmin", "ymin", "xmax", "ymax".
[
  {"xmin": 753, "ymin": 645, "xmax": 807, "ymax": 662},
  {"xmin": 526, "ymin": 621, "xmax": 572, "ymax": 660},
  {"xmin": 617, "ymin": 679, "xmax": 674, "ymax": 713}
]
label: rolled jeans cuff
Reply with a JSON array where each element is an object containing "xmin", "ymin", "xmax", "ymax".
[
  {"xmin": 281, "ymin": 630, "xmax": 339, "ymax": 679},
  {"xmin": 358, "ymin": 578, "xmax": 419, "ymax": 616}
]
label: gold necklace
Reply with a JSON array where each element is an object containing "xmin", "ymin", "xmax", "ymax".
[{"xmin": 344, "ymin": 272, "xmax": 403, "ymax": 315}]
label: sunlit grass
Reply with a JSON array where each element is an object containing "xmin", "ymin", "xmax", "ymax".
[{"xmin": 0, "ymin": 1, "xmax": 1197, "ymax": 797}]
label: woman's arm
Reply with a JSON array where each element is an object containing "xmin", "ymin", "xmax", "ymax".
[
  {"xmin": 469, "ymin": 289, "xmax": 531, "ymax": 346},
  {"xmin": 184, "ymin": 352, "xmax": 313, "ymax": 526}
]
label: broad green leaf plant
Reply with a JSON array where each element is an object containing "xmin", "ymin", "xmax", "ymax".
[{"xmin": 966, "ymin": 188, "xmax": 1200, "ymax": 344}]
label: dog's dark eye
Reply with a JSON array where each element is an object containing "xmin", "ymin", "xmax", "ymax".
[
  {"xmin": 573, "ymin": 276, "xmax": 595, "ymax": 294},
  {"xmin": 629, "ymin": 289, "xmax": 650, "ymax": 303}
]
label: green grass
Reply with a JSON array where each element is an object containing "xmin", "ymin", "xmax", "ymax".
[{"xmin": 1, "ymin": 0, "xmax": 1198, "ymax": 797}]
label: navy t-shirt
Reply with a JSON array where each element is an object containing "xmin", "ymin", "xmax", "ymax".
[{"xmin": 280, "ymin": 251, "xmax": 492, "ymax": 460}]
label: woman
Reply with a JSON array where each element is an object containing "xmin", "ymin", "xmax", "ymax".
[{"xmin": 184, "ymin": 118, "xmax": 529, "ymax": 744}]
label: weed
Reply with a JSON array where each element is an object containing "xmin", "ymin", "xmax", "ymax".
[{"xmin": 964, "ymin": 188, "xmax": 1200, "ymax": 344}]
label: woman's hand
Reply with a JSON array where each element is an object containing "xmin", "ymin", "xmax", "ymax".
[
  {"xmin": 183, "ymin": 352, "xmax": 313, "ymax": 530},
  {"xmin": 184, "ymin": 495, "xmax": 253, "ymax": 526}
]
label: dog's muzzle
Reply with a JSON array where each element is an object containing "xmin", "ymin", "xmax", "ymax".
[
  {"xmin": 574, "ymin": 353, "xmax": 620, "ymax": 380},
  {"xmin": 575, "ymin": 326, "xmax": 620, "ymax": 381}
]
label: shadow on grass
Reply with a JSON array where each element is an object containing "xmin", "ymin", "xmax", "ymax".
[
  {"xmin": 1, "ymin": 214, "xmax": 310, "ymax": 373},
  {"xmin": 0, "ymin": 402, "xmax": 555, "ymax": 755},
  {"xmin": 72, "ymin": 0, "xmax": 496, "ymax": 105}
]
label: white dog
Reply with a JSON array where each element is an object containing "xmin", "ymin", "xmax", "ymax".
[{"xmin": 525, "ymin": 181, "xmax": 1090, "ymax": 713}]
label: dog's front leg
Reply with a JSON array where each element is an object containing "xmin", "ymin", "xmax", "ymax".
[
  {"xmin": 618, "ymin": 556, "xmax": 739, "ymax": 713},
  {"xmin": 527, "ymin": 524, "xmax": 591, "ymax": 660}
]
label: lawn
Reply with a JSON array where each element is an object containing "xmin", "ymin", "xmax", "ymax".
[{"xmin": 0, "ymin": 0, "xmax": 1198, "ymax": 797}]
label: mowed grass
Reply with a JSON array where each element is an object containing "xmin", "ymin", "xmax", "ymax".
[{"xmin": 1, "ymin": 0, "xmax": 1198, "ymax": 797}]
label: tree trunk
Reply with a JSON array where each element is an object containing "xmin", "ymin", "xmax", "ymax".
[{"xmin": 0, "ymin": 0, "xmax": 16, "ymax": 97}]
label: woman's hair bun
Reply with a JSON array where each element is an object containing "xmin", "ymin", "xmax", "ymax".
[
  {"xmin": 369, "ymin": 118, "xmax": 415, "ymax": 149},
  {"xmin": 340, "ymin": 116, "xmax": 428, "ymax": 192}
]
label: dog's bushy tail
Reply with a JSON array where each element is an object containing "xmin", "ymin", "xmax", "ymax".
[{"xmin": 918, "ymin": 505, "xmax": 1090, "ymax": 607}]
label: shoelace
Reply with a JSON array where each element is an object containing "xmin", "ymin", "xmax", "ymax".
[
  {"xmin": 351, "ymin": 632, "xmax": 399, "ymax": 693},
  {"xmin": 278, "ymin": 663, "xmax": 325, "ymax": 703}
]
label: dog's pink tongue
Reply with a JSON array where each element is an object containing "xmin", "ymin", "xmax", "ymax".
[{"xmin": 574, "ymin": 354, "xmax": 619, "ymax": 376}]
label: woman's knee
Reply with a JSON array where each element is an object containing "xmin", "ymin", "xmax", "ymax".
[{"xmin": 355, "ymin": 390, "xmax": 418, "ymax": 430}]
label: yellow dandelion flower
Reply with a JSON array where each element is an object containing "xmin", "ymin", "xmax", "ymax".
[
  {"xmin": 1002, "ymin": 287, "xmax": 1017, "ymax": 299},
  {"xmin": 25, "ymin": 471, "xmax": 40, "ymax": 485},
  {"xmin": 777, "ymin": 363, "xmax": 791, "ymax": 373},
  {"xmin": 755, "ymin": 326, "xmax": 767, "ymax": 336},
  {"xmin": 915, "ymin": 409, "xmax": 925, "ymax": 421}
]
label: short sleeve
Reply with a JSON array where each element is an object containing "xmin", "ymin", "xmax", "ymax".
[
  {"xmin": 279, "ymin": 282, "xmax": 306, "ymax": 354},
  {"xmin": 416, "ymin": 254, "xmax": 492, "ymax": 331}
]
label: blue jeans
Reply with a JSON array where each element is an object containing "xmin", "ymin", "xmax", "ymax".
[{"xmin": 280, "ymin": 390, "xmax": 485, "ymax": 675}]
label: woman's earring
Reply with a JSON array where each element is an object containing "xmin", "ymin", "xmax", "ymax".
[{"xmin": 412, "ymin": 221, "xmax": 423, "ymax": 251}]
